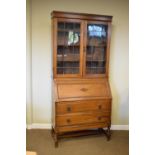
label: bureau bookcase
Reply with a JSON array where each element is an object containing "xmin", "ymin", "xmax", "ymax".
[{"xmin": 51, "ymin": 11, "xmax": 113, "ymax": 147}]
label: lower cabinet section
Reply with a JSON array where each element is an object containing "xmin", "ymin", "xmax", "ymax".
[{"xmin": 52, "ymin": 99, "xmax": 112, "ymax": 147}]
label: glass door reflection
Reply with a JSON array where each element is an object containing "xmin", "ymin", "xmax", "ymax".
[{"xmin": 86, "ymin": 23, "xmax": 108, "ymax": 75}]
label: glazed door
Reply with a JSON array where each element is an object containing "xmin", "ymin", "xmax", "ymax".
[
  {"xmin": 53, "ymin": 18, "xmax": 84, "ymax": 78},
  {"xmin": 83, "ymin": 21, "xmax": 110, "ymax": 77}
]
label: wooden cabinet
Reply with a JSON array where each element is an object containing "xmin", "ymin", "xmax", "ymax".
[{"xmin": 51, "ymin": 11, "xmax": 113, "ymax": 147}]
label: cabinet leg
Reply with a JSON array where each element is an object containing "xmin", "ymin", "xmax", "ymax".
[
  {"xmin": 98, "ymin": 128, "xmax": 104, "ymax": 133},
  {"xmin": 51, "ymin": 127, "xmax": 59, "ymax": 148},
  {"xmin": 106, "ymin": 126, "xmax": 111, "ymax": 141},
  {"xmin": 99, "ymin": 127, "xmax": 111, "ymax": 141},
  {"xmin": 54, "ymin": 138, "xmax": 58, "ymax": 148}
]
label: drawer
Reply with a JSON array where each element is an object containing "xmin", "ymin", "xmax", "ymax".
[
  {"xmin": 56, "ymin": 122, "xmax": 110, "ymax": 132},
  {"xmin": 56, "ymin": 100, "xmax": 111, "ymax": 114},
  {"xmin": 56, "ymin": 111, "xmax": 110, "ymax": 126}
]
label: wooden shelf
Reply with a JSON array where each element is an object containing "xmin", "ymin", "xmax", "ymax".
[
  {"xmin": 87, "ymin": 45, "xmax": 106, "ymax": 47},
  {"xmin": 58, "ymin": 29, "xmax": 80, "ymax": 32},
  {"xmin": 86, "ymin": 54, "xmax": 105, "ymax": 62},
  {"xmin": 86, "ymin": 60, "xmax": 105, "ymax": 62},
  {"xmin": 57, "ymin": 54, "xmax": 80, "ymax": 61},
  {"xmin": 86, "ymin": 67, "xmax": 105, "ymax": 68},
  {"xmin": 57, "ymin": 67, "xmax": 79, "ymax": 68},
  {"xmin": 57, "ymin": 44, "xmax": 80, "ymax": 46},
  {"xmin": 57, "ymin": 60, "xmax": 79, "ymax": 62}
]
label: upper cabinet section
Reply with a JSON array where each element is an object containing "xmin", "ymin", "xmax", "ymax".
[{"xmin": 51, "ymin": 11, "xmax": 112, "ymax": 78}]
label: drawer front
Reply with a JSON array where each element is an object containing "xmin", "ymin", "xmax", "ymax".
[
  {"xmin": 56, "ymin": 100, "xmax": 111, "ymax": 114},
  {"xmin": 56, "ymin": 112, "xmax": 110, "ymax": 127},
  {"xmin": 56, "ymin": 122, "xmax": 110, "ymax": 132}
]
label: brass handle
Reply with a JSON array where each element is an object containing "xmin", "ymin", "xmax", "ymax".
[
  {"xmin": 98, "ymin": 117, "xmax": 102, "ymax": 121},
  {"xmin": 80, "ymin": 88, "xmax": 88, "ymax": 92},
  {"xmin": 67, "ymin": 119, "xmax": 71, "ymax": 123},
  {"xmin": 98, "ymin": 105, "xmax": 102, "ymax": 109},
  {"xmin": 67, "ymin": 107, "xmax": 71, "ymax": 112}
]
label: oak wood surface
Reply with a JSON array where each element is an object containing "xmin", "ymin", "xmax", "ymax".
[
  {"xmin": 56, "ymin": 100, "xmax": 111, "ymax": 114},
  {"xmin": 54, "ymin": 79, "xmax": 112, "ymax": 101},
  {"xmin": 51, "ymin": 11, "xmax": 113, "ymax": 22},
  {"xmin": 55, "ymin": 122, "xmax": 110, "ymax": 133},
  {"xmin": 56, "ymin": 111, "xmax": 110, "ymax": 126}
]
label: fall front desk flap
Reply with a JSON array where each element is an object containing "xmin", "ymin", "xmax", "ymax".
[{"xmin": 54, "ymin": 79, "xmax": 112, "ymax": 101}]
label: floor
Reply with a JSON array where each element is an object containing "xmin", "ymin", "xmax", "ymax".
[{"xmin": 26, "ymin": 129, "xmax": 129, "ymax": 155}]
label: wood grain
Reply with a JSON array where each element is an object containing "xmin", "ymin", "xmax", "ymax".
[
  {"xmin": 51, "ymin": 11, "xmax": 113, "ymax": 22},
  {"xmin": 56, "ymin": 100, "xmax": 111, "ymax": 114},
  {"xmin": 56, "ymin": 112, "xmax": 110, "ymax": 126},
  {"xmin": 55, "ymin": 122, "xmax": 110, "ymax": 133}
]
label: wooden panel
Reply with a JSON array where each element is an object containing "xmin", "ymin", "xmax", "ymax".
[
  {"xmin": 57, "ymin": 83, "xmax": 109, "ymax": 99},
  {"xmin": 54, "ymin": 79, "xmax": 112, "ymax": 101},
  {"xmin": 51, "ymin": 11, "xmax": 113, "ymax": 22},
  {"xmin": 56, "ymin": 122, "xmax": 110, "ymax": 133},
  {"xmin": 56, "ymin": 100, "xmax": 111, "ymax": 114},
  {"xmin": 56, "ymin": 112, "xmax": 110, "ymax": 126}
]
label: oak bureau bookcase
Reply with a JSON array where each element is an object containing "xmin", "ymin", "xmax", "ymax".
[{"xmin": 51, "ymin": 11, "xmax": 113, "ymax": 147}]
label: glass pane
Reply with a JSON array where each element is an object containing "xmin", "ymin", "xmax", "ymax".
[
  {"xmin": 86, "ymin": 23, "xmax": 108, "ymax": 75},
  {"xmin": 57, "ymin": 22, "xmax": 80, "ymax": 75}
]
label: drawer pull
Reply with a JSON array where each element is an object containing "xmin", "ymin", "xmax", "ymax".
[
  {"xmin": 67, "ymin": 107, "xmax": 71, "ymax": 112},
  {"xmin": 98, "ymin": 105, "xmax": 102, "ymax": 109},
  {"xmin": 66, "ymin": 119, "xmax": 71, "ymax": 123},
  {"xmin": 98, "ymin": 117, "xmax": 102, "ymax": 121},
  {"xmin": 80, "ymin": 88, "xmax": 88, "ymax": 92}
]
